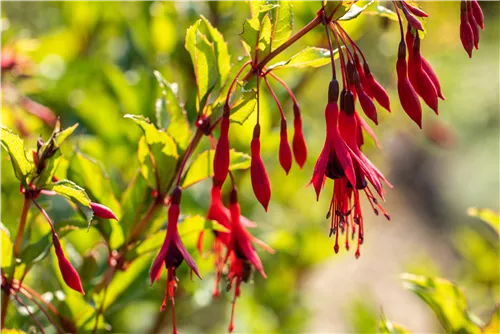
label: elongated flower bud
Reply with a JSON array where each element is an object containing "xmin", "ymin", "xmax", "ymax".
[
  {"xmin": 292, "ymin": 104, "xmax": 307, "ymax": 168},
  {"xmin": 468, "ymin": 9, "xmax": 480, "ymax": 50},
  {"xmin": 413, "ymin": 34, "xmax": 439, "ymax": 114},
  {"xmin": 471, "ymin": 0, "xmax": 484, "ymax": 30},
  {"xmin": 403, "ymin": 1, "xmax": 428, "ymax": 17},
  {"xmin": 402, "ymin": 6, "xmax": 423, "ymax": 31},
  {"xmin": 250, "ymin": 125, "xmax": 271, "ymax": 211},
  {"xmin": 406, "ymin": 28, "xmax": 418, "ymax": 90},
  {"xmin": 213, "ymin": 106, "xmax": 230, "ymax": 187},
  {"xmin": 358, "ymin": 88, "xmax": 378, "ymax": 125},
  {"xmin": 460, "ymin": 3, "xmax": 474, "ymax": 58},
  {"xmin": 364, "ymin": 62, "xmax": 391, "ymax": 112},
  {"xmin": 90, "ymin": 202, "xmax": 118, "ymax": 220},
  {"xmin": 354, "ymin": 55, "xmax": 372, "ymax": 97},
  {"xmin": 421, "ymin": 58, "xmax": 445, "ymax": 100},
  {"xmin": 396, "ymin": 42, "xmax": 422, "ymax": 128},
  {"xmin": 279, "ymin": 119, "xmax": 292, "ymax": 175},
  {"xmin": 53, "ymin": 234, "xmax": 84, "ymax": 294}
]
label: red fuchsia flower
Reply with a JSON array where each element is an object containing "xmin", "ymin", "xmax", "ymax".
[
  {"xmin": 402, "ymin": 1, "xmax": 428, "ymax": 18},
  {"xmin": 33, "ymin": 201, "xmax": 84, "ymax": 294},
  {"xmin": 292, "ymin": 103, "xmax": 307, "ymax": 168},
  {"xmin": 90, "ymin": 202, "xmax": 118, "ymax": 220},
  {"xmin": 150, "ymin": 187, "xmax": 201, "ymax": 334},
  {"xmin": 225, "ymin": 188, "xmax": 273, "ymax": 333},
  {"xmin": 311, "ymin": 80, "xmax": 356, "ymax": 200},
  {"xmin": 250, "ymin": 124, "xmax": 271, "ymax": 211},
  {"xmin": 213, "ymin": 104, "xmax": 231, "ymax": 187},
  {"xmin": 199, "ymin": 182, "xmax": 257, "ymax": 297}
]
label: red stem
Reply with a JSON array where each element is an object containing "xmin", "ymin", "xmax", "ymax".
[{"xmin": 263, "ymin": 76, "xmax": 286, "ymax": 120}]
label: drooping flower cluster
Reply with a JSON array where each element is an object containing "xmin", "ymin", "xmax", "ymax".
[
  {"xmin": 147, "ymin": 2, "xmax": 485, "ymax": 332},
  {"xmin": 460, "ymin": 0, "xmax": 484, "ymax": 57}
]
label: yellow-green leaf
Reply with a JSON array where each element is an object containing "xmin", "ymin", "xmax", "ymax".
[
  {"xmin": 267, "ymin": 46, "xmax": 340, "ymax": 70},
  {"xmin": 45, "ymin": 180, "xmax": 93, "ymax": 224},
  {"xmin": 0, "ymin": 125, "xmax": 33, "ymax": 185},
  {"xmin": 271, "ymin": 1, "xmax": 293, "ymax": 52},
  {"xmin": 182, "ymin": 149, "xmax": 251, "ymax": 188},
  {"xmin": 401, "ymin": 273, "xmax": 482, "ymax": 333},
  {"xmin": 467, "ymin": 207, "xmax": 500, "ymax": 234}
]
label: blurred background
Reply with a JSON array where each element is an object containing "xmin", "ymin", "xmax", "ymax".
[{"xmin": 1, "ymin": 1, "xmax": 498, "ymax": 333}]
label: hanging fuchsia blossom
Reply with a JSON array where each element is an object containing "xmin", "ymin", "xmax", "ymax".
[{"xmin": 150, "ymin": 187, "xmax": 201, "ymax": 334}]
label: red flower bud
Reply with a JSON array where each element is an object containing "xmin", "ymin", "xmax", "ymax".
[
  {"xmin": 213, "ymin": 113, "xmax": 230, "ymax": 187},
  {"xmin": 90, "ymin": 202, "xmax": 118, "ymax": 220},
  {"xmin": 402, "ymin": 1, "xmax": 428, "ymax": 17},
  {"xmin": 292, "ymin": 104, "xmax": 307, "ymax": 168},
  {"xmin": 468, "ymin": 9, "xmax": 480, "ymax": 50},
  {"xmin": 460, "ymin": 3, "xmax": 474, "ymax": 58},
  {"xmin": 396, "ymin": 42, "xmax": 422, "ymax": 128},
  {"xmin": 411, "ymin": 34, "xmax": 439, "ymax": 114},
  {"xmin": 471, "ymin": 0, "xmax": 484, "ymax": 30},
  {"xmin": 364, "ymin": 62, "xmax": 391, "ymax": 112},
  {"xmin": 53, "ymin": 234, "xmax": 84, "ymax": 294},
  {"xmin": 357, "ymin": 89, "xmax": 378, "ymax": 125},
  {"xmin": 421, "ymin": 58, "xmax": 445, "ymax": 100},
  {"xmin": 354, "ymin": 55, "xmax": 372, "ymax": 98},
  {"xmin": 279, "ymin": 119, "xmax": 292, "ymax": 175},
  {"xmin": 402, "ymin": 5, "xmax": 424, "ymax": 31},
  {"xmin": 250, "ymin": 125, "xmax": 271, "ymax": 211}
]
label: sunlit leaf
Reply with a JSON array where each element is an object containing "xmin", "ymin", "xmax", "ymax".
[
  {"xmin": 182, "ymin": 149, "xmax": 251, "ymax": 188},
  {"xmin": 229, "ymin": 90, "xmax": 257, "ymax": 125},
  {"xmin": 267, "ymin": 47, "xmax": 340, "ymax": 70},
  {"xmin": 271, "ymin": 1, "xmax": 293, "ymax": 52},
  {"xmin": 339, "ymin": 0, "xmax": 375, "ymax": 21},
  {"xmin": 1, "ymin": 224, "xmax": 13, "ymax": 271},
  {"xmin": 483, "ymin": 306, "xmax": 499, "ymax": 334},
  {"xmin": 467, "ymin": 207, "xmax": 500, "ymax": 234},
  {"xmin": 401, "ymin": 273, "xmax": 482, "ymax": 333},
  {"xmin": 34, "ymin": 150, "xmax": 61, "ymax": 187},
  {"xmin": 153, "ymin": 71, "xmax": 191, "ymax": 150},
  {"xmin": 125, "ymin": 114, "xmax": 178, "ymax": 195},
  {"xmin": 240, "ymin": 3, "xmax": 279, "ymax": 60},
  {"xmin": 185, "ymin": 20, "xmax": 219, "ymax": 111},
  {"xmin": 120, "ymin": 169, "xmax": 152, "ymax": 237},
  {"xmin": 364, "ymin": 4, "xmax": 398, "ymax": 21},
  {"xmin": 45, "ymin": 180, "xmax": 93, "ymax": 225},
  {"xmin": 323, "ymin": 1, "xmax": 354, "ymax": 21},
  {"xmin": 0, "ymin": 125, "xmax": 33, "ymax": 186},
  {"xmin": 68, "ymin": 151, "xmax": 124, "ymax": 248},
  {"xmin": 379, "ymin": 311, "xmax": 412, "ymax": 334},
  {"xmin": 200, "ymin": 15, "xmax": 231, "ymax": 87}
]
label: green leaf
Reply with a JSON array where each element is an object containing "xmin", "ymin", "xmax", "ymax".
[
  {"xmin": 323, "ymin": 1, "xmax": 353, "ymax": 21},
  {"xmin": 52, "ymin": 123, "xmax": 78, "ymax": 147},
  {"xmin": 200, "ymin": 15, "xmax": 231, "ymax": 87},
  {"xmin": 182, "ymin": 149, "xmax": 251, "ymax": 188},
  {"xmin": 467, "ymin": 207, "xmax": 500, "ymax": 234},
  {"xmin": 178, "ymin": 215, "xmax": 206, "ymax": 237},
  {"xmin": 240, "ymin": 3, "xmax": 279, "ymax": 59},
  {"xmin": 185, "ymin": 20, "xmax": 219, "ymax": 111},
  {"xmin": 339, "ymin": 0, "xmax": 375, "ymax": 21},
  {"xmin": 125, "ymin": 114, "xmax": 179, "ymax": 194},
  {"xmin": 93, "ymin": 253, "xmax": 151, "ymax": 311},
  {"xmin": 45, "ymin": 180, "xmax": 93, "ymax": 225},
  {"xmin": 229, "ymin": 90, "xmax": 258, "ymax": 125},
  {"xmin": 271, "ymin": 1, "xmax": 293, "ymax": 52},
  {"xmin": 379, "ymin": 312, "xmax": 412, "ymax": 334},
  {"xmin": 153, "ymin": 71, "xmax": 191, "ymax": 150},
  {"xmin": 364, "ymin": 3, "xmax": 398, "ymax": 21},
  {"xmin": 483, "ymin": 306, "xmax": 499, "ymax": 334},
  {"xmin": 267, "ymin": 47, "xmax": 340, "ymax": 70},
  {"xmin": 68, "ymin": 151, "xmax": 124, "ymax": 248},
  {"xmin": 1, "ymin": 225, "xmax": 13, "ymax": 271},
  {"xmin": 120, "ymin": 169, "xmax": 152, "ymax": 237},
  {"xmin": 401, "ymin": 273, "xmax": 482, "ymax": 333},
  {"xmin": 0, "ymin": 125, "xmax": 33, "ymax": 185}
]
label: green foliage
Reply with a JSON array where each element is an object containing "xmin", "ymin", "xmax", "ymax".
[
  {"xmin": 125, "ymin": 114, "xmax": 179, "ymax": 195},
  {"xmin": 182, "ymin": 149, "xmax": 251, "ymax": 188},
  {"xmin": 1, "ymin": 224, "xmax": 13, "ymax": 271},
  {"xmin": 379, "ymin": 312, "xmax": 411, "ymax": 334},
  {"xmin": 0, "ymin": 125, "xmax": 33, "ymax": 186},
  {"xmin": 267, "ymin": 46, "xmax": 340, "ymax": 70},
  {"xmin": 401, "ymin": 273, "xmax": 483, "ymax": 333},
  {"xmin": 467, "ymin": 207, "xmax": 500, "ymax": 234},
  {"xmin": 45, "ymin": 180, "xmax": 94, "ymax": 225}
]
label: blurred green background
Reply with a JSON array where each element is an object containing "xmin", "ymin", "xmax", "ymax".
[{"xmin": 1, "ymin": 1, "xmax": 498, "ymax": 333}]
